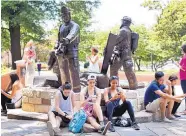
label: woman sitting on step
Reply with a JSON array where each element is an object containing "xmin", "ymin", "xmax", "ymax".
[
  {"xmin": 47, "ymin": 82, "xmax": 75, "ymax": 136},
  {"xmin": 104, "ymin": 76, "xmax": 140, "ymax": 132},
  {"xmin": 1, "ymin": 73, "xmax": 23, "ymax": 115},
  {"xmin": 168, "ymin": 74, "xmax": 186, "ymax": 117},
  {"xmin": 80, "ymin": 74, "xmax": 111, "ymax": 135}
]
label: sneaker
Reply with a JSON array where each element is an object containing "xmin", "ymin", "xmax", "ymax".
[
  {"xmin": 47, "ymin": 121, "xmax": 54, "ymax": 136},
  {"xmin": 109, "ymin": 123, "xmax": 115, "ymax": 132},
  {"xmin": 99, "ymin": 121, "xmax": 111, "ymax": 135},
  {"xmin": 173, "ymin": 114, "xmax": 181, "ymax": 118},
  {"xmin": 1, "ymin": 109, "xmax": 6, "ymax": 112},
  {"xmin": 131, "ymin": 122, "xmax": 140, "ymax": 130},
  {"xmin": 167, "ymin": 115, "xmax": 178, "ymax": 120},
  {"xmin": 1, "ymin": 110, "xmax": 7, "ymax": 116},
  {"xmin": 161, "ymin": 117, "xmax": 172, "ymax": 123}
]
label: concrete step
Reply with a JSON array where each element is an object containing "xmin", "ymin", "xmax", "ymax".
[
  {"xmin": 7, "ymin": 108, "xmax": 155, "ymax": 124},
  {"xmin": 123, "ymin": 110, "xmax": 153, "ymax": 123},
  {"xmin": 7, "ymin": 109, "xmax": 48, "ymax": 122}
]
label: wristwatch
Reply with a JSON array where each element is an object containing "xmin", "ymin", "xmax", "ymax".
[{"xmin": 64, "ymin": 112, "xmax": 68, "ymax": 117}]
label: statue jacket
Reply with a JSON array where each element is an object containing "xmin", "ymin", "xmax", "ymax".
[
  {"xmin": 58, "ymin": 21, "xmax": 80, "ymax": 57},
  {"xmin": 116, "ymin": 26, "xmax": 132, "ymax": 60}
]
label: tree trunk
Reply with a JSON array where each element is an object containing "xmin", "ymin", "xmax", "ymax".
[
  {"xmin": 135, "ymin": 59, "xmax": 141, "ymax": 71},
  {"xmin": 153, "ymin": 64, "xmax": 157, "ymax": 72},
  {"xmin": 9, "ymin": 24, "xmax": 21, "ymax": 69}
]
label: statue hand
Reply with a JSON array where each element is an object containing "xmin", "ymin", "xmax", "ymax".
[{"xmin": 62, "ymin": 38, "xmax": 70, "ymax": 45}]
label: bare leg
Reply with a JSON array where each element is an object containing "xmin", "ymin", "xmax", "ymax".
[
  {"xmin": 47, "ymin": 112, "xmax": 61, "ymax": 136},
  {"xmin": 93, "ymin": 103, "xmax": 103, "ymax": 122},
  {"xmin": 167, "ymin": 99, "xmax": 174, "ymax": 117},
  {"xmin": 48, "ymin": 111, "xmax": 57, "ymax": 128},
  {"xmin": 159, "ymin": 98, "xmax": 168, "ymax": 119},
  {"xmin": 87, "ymin": 116, "xmax": 100, "ymax": 130},
  {"xmin": 56, "ymin": 116, "xmax": 62, "ymax": 128}
]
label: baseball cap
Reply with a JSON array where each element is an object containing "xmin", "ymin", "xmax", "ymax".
[{"xmin": 87, "ymin": 74, "xmax": 96, "ymax": 81}]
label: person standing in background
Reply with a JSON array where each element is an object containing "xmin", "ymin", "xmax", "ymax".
[
  {"xmin": 23, "ymin": 40, "xmax": 36, "ymax": 87},
  {"xmin": 87, "ymin": 46, "xmax": 100, "ymax": 73},
  {"xmin": 178, "ymin": 44, "xmax": 186, "ymax": 114},
  {"xmin": 37, "ymin": 60, "xmax": 41, "ymax": 76}
]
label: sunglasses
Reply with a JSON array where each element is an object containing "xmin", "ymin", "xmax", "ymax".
[{"xmin": 110, "ymin": 76, "xmax": 119, "ymax": 80}]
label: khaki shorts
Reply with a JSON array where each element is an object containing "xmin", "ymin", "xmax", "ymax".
[{"xmin": 146, "ymin": 98, "xmax": 160, "ymax": 113}]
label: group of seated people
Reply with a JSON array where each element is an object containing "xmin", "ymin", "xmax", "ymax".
[
  {"xmin": 144, "ymin": 71, "xmax": 186, "ymax": 122},
  {"xmin": 1, "ymin": 72, "xmax": 185, "ymax": 136},
  {"xmin": 47, "ymin": 72, "xmax": 186, "ymax": 136},
  {"xmin": 47, "ymin": 74, "xmax": 140, "ymax": 136}
]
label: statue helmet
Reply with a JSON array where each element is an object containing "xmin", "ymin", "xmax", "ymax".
[
  {"xmin": 122, "ymin": 16, "xmax": 132, "ymax": 23},
  {"xmin": 61, "ymin": 6, "xmax": 70, "ymax": 15}
]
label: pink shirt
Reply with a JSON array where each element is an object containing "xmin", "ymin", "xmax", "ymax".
[{"xmin": 180, "ymin": 54, "xmax": 186, "ymax": 80}]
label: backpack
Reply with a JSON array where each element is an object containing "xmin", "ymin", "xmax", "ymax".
[
  {"xmin": 114, "ymin": 117, "xmax": 132, "ymax": 127},
  {"xmin": 69, "ymin": 109, "xmax": 87, "ymax": 133}
]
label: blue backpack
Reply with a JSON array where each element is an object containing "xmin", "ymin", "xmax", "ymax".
[{"xmin": 69, "ymin": 109, "xmax": 87, "ymax": 133}]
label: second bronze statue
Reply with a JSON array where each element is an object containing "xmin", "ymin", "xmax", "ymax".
[{"xmin": 109, "ymin": 16, "xmax": 139, "ymax": 90}]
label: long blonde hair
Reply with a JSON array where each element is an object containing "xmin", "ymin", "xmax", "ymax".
[{"xmin": 26, "ymin": 40, "xmax": 34, "ymax": 47}]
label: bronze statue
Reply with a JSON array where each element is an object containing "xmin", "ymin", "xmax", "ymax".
[
  {"xmin": 55, "ymin": 6, "xmax": 81, "ymax": 92},
  {"xmin": 48, "ymin": 50, "xmax": 61, "ymax": 84},
  {"xmin": 110, "ymin": 16, "xmax": 139, "ymax": 90}
]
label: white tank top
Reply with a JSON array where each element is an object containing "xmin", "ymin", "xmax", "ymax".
[
  {"xmin": 11, "ymin": 89, "xmax": 22, "ymax": 104},
  {"xmin": 52, "ymin": 90, "xmax": 73, "ymax": 115},
  {"xmin": 88, "ymin": 55, "xmax": 100, "ymax": 73}
]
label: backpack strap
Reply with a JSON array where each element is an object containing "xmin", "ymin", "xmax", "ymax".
[
  {"xmin": 14, "ymin": 96, "xmax": 22, "ymax": 104},
  {"xmin": 85, "ymin": 87, "xmax": 97, "ymax": 99}
]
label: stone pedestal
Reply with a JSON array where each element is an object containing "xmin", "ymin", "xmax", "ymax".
[
  {"xmin": 22, "ymin": 87, "xmax": 57, "ymax": 113},
  {"xmin": 123, "ymin": 88, "xmax": 146, "ymax": 112}
]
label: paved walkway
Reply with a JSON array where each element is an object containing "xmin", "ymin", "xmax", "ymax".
[{"xmin": 1, "ymin": 115, "xmax": 186, "ymax": 136}]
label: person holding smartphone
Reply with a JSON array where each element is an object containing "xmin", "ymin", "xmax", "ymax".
[
  {"xmin": 104, "ymin": 76, "xmax": 140, "ymax": 132},
  {"xmin": 179, "ymin": 44, "xmax": 186, "ymax": 114},
  {"xmin": 47, "ymin": 82, "xmax": 75, "ymax": 136},
  {"xmin": 80, "ymin": 74, "xmax": 111, "ymax": 135},
  {"xmin": 174, "ymin": 44, "xmax": 186, "ymax": 114},
  {"xmin": 168, "ymin": 75, "xmax": 186, "ymax": 117}
]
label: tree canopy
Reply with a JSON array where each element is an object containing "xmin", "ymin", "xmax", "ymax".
[{"xmin": 1, "ymin": 0, "xmax": 100, "ymax": 69}]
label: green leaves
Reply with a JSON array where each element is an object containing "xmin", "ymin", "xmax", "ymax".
[
  {"xmin": 140, "ymin": 0, "xmax": 186, "ymax": 71},
  {"xmin": 1, "ymin": 1, "xmax": 59, "ymax": 49}
]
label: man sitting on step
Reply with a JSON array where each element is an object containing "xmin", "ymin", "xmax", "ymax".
[{"xmin": 144, "ymin": 71, "xmax": 181, "ymax": 123}]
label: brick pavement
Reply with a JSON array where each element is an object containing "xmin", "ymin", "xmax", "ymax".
[{"xmin": 1, "ymin": 115, "xmax": 186, "ymax": 136}]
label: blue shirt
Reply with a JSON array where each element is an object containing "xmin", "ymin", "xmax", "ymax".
[{"xmin": 144, "ymin": 81, "xmax": 166, "ymax": 106}]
